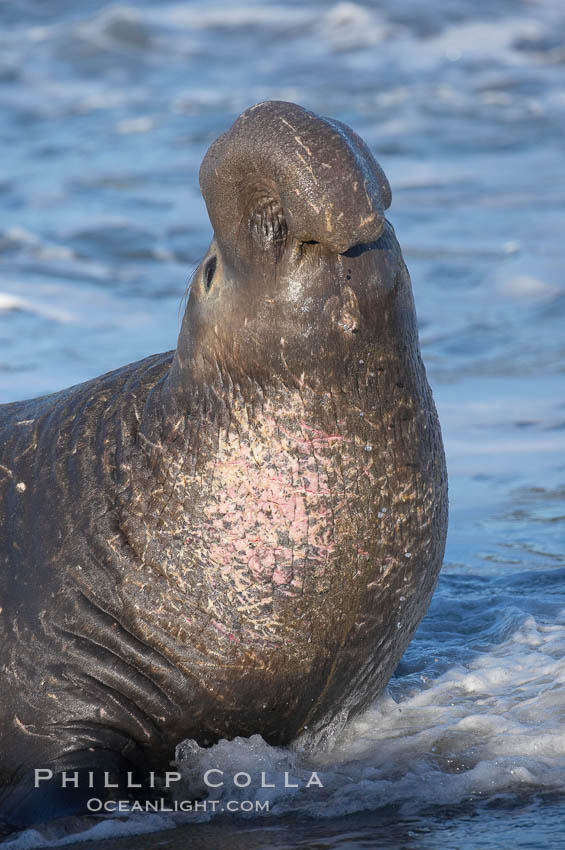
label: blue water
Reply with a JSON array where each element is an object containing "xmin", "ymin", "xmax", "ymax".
[{"xmin": 0, "ymin": 1, "xmax": 564, "ymax": 848}]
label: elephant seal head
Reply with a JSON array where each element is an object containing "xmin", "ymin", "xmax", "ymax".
[{"xmin": 167, "ymin": 100, "xmax": 413, "ymax": 399}]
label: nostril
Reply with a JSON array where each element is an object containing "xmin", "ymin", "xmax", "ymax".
[{"xmin": 341, "ymin": 241, "xmax": 379, "ymax": 258}]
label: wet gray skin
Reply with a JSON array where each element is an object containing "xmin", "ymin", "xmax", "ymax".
[{"xmin": 0, "ymin": 102, "xmax": 447, "ymax": 828}]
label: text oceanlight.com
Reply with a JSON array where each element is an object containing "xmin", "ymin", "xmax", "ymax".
[{"xmin": 86, "ymin": 798, "xmax": 271, "ymax": 813}]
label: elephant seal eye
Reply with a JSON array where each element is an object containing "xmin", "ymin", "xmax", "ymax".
[{"xmin": 204, "ymin": 256, "xmax": 217, "ymax": 290}]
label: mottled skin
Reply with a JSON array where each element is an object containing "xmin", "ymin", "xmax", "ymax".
[{"xmin": 0, "ymin": 102, "xmax": 447, "ymax": 826}]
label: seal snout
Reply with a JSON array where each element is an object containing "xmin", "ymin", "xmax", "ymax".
[{"xmin": 199, "ymin": 101, "xmax": 392, "ymax": 264}]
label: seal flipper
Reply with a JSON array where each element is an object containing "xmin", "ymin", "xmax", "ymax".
[{"xmin": 0, "ymin": 750, "xmax": 131, "ymax": 831}]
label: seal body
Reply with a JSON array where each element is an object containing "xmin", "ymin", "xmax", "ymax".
[{"xmin": 0, "ymin": 101, "xmax": 447, "ymax": 827}]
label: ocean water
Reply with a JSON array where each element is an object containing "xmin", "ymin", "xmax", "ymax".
[{"xmin": 0, "ymin": 0, "xmax": 564, "ymax": 848}]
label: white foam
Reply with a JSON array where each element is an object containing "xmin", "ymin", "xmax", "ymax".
[
  {"xmin": 0, "ymin": 292, "xmax": 73, "ymax": 323},
  {"xmin": 0, "ymin": 228, "xmax": 77, "ymax": 266},
  {"xmin": 0, "ymin": 814, "xmax": 175, "ymax": 849},
  {"xmin": 318, "ymin": 3, "xmax": 390, "ymax": 52},
  {"xmin": 116, "ymin": 116, "xmax": 155, "ymax": 135},
  {"xmin": 497, "ymin": 274, "xmax": 562, "ymax": 300},
  {"xmin": 426, "ymin": 18, "xmax": 542, "ymax": 65},
  {"xmin": 132, "ymin": 612, "xmax": 565, "ymax": 820},
  {"xmin": 6, "ymin": 605, "xmax": 564, "ymax": 846},
  {"xmin": 76, "ymin": 5, "xmax": 153, "ymax": 51},
  {"xmin": 150, "ymin": 2, "xmax": 313, "ymax": 30}
]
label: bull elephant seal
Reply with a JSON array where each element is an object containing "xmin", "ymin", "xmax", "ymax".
[{"xmin": 0, "ymin": 101, "xmax": 447, "ymax": 828}]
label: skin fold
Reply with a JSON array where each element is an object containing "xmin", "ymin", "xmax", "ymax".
[{"xmin": 0, "ymin": 101, "xmax": 447, "ymax": 828}]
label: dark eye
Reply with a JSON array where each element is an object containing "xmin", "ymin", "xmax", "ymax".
[{"xmin": 204, "ymin": 256, "xmax": 217, "ymax": 291}]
